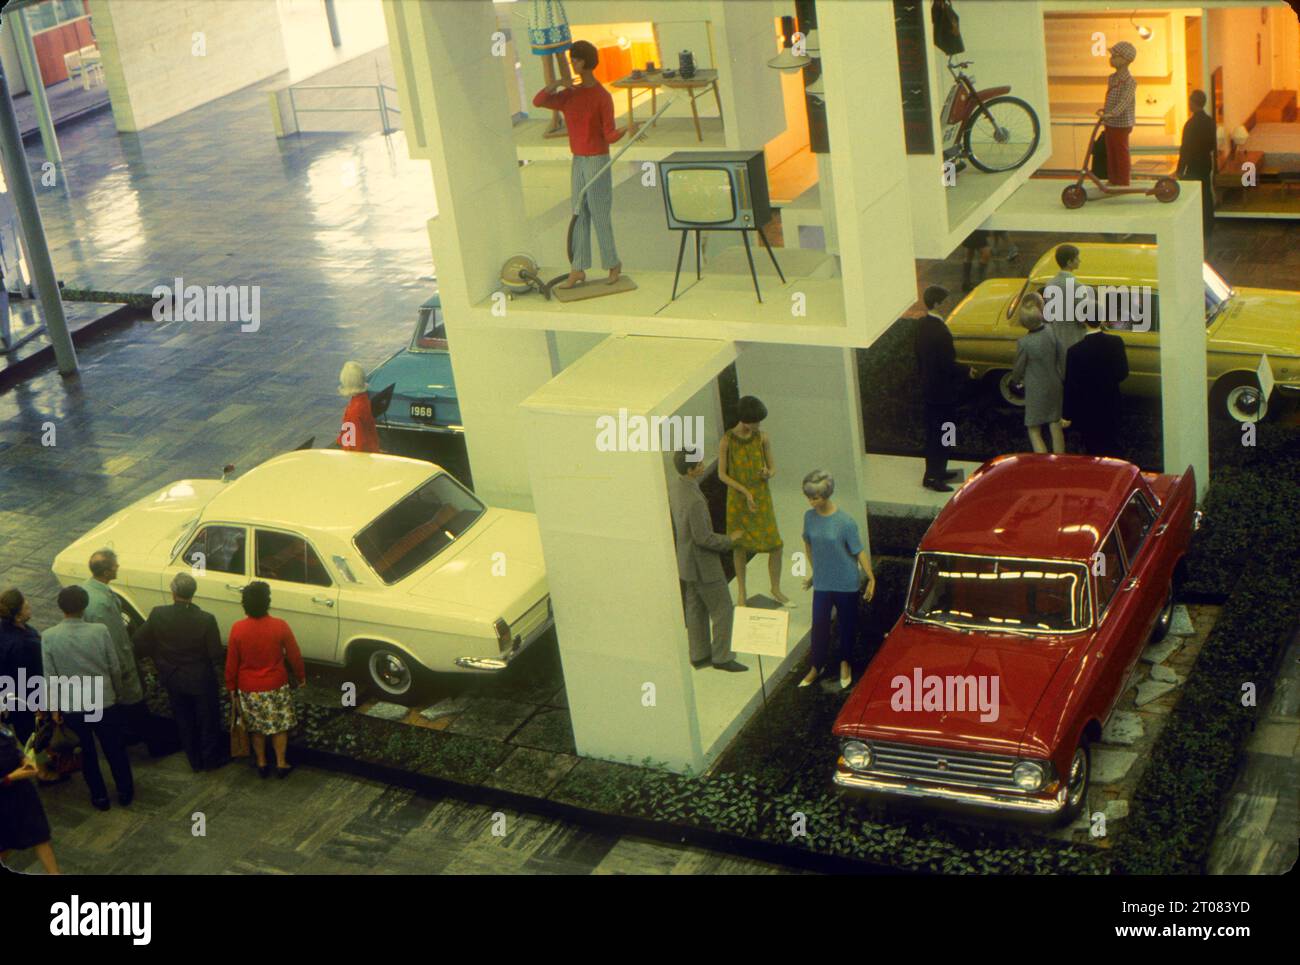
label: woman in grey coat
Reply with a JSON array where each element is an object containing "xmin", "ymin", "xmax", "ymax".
[{"xmin": 1011, "ymin": 292, "xmax": 1067, "ymax": 453}]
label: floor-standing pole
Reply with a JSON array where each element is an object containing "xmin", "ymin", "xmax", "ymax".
[
  {"xmin": 324, "ymin": 0, "xmax": 343, "ymax": 48},
  {"xmin": 9, "ymin": 8, "xmax": 62, "ymax": 173},
  {"xmin": 0, "ymin": 62, "xmax": 75, "ymax": 375}
]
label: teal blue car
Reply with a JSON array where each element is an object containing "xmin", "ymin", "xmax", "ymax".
[{"xmin": 369, "ymin": 294, "xmax": 463, "ymax": 434}]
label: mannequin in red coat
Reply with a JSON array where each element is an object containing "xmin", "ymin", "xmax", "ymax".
[{"xmin": 336, "ymin": 361, "xmax": 381, "ymax": 453}]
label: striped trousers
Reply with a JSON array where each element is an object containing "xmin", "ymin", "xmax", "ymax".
[{"xmin": 570, "ymin": 153, "xmax": 619, "ymax": 272}]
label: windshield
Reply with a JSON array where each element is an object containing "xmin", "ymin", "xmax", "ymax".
[
  {"xmin": 1203, "ymin": 262, "xmax": 1233, "ymax": 327},
  {"xmin": 412, "ymin": 298, "xmax": 447, "ymax": 351},
  {"xmin": 907, "ymin": 553, "xmax": 1092, "ymax": 634},
  {"xmin": 354, "ymin": 472, "xmax": 484, "ymax": 584}
]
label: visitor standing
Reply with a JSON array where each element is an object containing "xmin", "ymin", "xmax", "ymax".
[
  {"xmin": 79, "ymin": 550, "xmax": 147, "ymax": 746},
  {"xmin": 132, "ymin": 573, "xmax": 227, "ymax": 771},
  {"xmin": 41, "ymin": 586, "xmax": 134, "ymax": 811},
  {"xmin": 1063, "ymin": 316, "xmax": 1130, "ymax": 457},
  {"xmin": 0, "ymin": 588, "xmax": 42, "ymax": 745},
  {"xmin": 225, "ymin": 582, "xmax": 306, "ymax": 779},
  {"xmin": 1011, "ymin": 292, "xmax": 1067, "ymax": 454},
  {"xmin": 0, "ymin": 718, "xmax": 59, "ymax": 874}
]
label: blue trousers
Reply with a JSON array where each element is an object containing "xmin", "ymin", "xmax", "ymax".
[
  {"xmin": 811, "ymin": 590, "xmax": 859, "ymax": 671},
  {"xmin": 570, "ymin": 154, "xmax": 619, "ymax": 271}
]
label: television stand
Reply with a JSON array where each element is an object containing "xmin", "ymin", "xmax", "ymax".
[{"xmin": 670, "ymin": 224, "xmax": 786, "ymax": 303}]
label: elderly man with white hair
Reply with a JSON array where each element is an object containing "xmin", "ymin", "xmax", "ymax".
[
  {"xmin": 133, "ymin": 572, "xmax": 227, "ymax": 771},
  {"xmin": 336, "ymin": 360, "xmax": 381, "ymax": 453},
  {"xmin": 80, "ymin": 549, "xmax": 147, "ymax": 744}
]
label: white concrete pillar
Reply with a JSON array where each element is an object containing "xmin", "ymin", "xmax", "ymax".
[
  {"xmin": 521, "ymin": 335, "xmax": 738, "ymax": 772},
  {"xmin": 1155, "ymin": 189, "xmax": 1210, "ymax": 498},
  {"xmin": 384, "ymin": 0, "xmax": 552, "ymax": 507}
]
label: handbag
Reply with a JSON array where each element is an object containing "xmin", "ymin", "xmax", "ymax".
[
  {"xmin": 1090, "ymin": 128, "xmax": 1109, "ymax": 180},
  {"xmin": 229, "ymin": 699, "xmax": 251, "ymax": 758},
  {"xmin": 29, "ymin": 714, "xmax": 83, "ymax": 776}
]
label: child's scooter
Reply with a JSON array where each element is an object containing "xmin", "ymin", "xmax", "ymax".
[{"xmin": 1059, "ymin": 115, "xmax": 1179, "ymax": 209}]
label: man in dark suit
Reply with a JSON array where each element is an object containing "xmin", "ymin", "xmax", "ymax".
[
  {"xmin": 914, "ymin": 285, "xmax": 969, "ymax": 492},
  {"xmin": 1063, "ymin": 317, "xmax": 1129, "ymax": 457},
  {"xmin": 1177, "ymin": 89, "xmax": 1217, "ymax": 240},
  {"xmin": 669, "ymin": 449, "xmax": 748, "ymax": 672},
  {"xmin": 132, "ymin": 573, "xmax": 227, "ymax": 770}
]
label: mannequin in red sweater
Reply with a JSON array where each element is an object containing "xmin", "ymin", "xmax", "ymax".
[{"xmin": 532, "ymin": 41, "xmax": 636, "ymax": 289}]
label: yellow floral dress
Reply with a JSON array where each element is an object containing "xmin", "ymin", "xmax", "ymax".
[{"xmin": 724, "ymin": 429, "xmax": 782, "ymax": 552}]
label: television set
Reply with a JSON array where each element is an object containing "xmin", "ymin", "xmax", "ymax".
[{"xmin": 658, "ymin": 150, "xmax": 771, "ymax": 232}]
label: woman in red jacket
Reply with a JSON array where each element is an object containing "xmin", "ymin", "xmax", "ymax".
[
  {"xmin": 225, "ymin": 581, "xmax": 306, "ymax": 779},
  {"xmin": 337, "ymin": 361, "xmax": 381, "ymax": 453}
]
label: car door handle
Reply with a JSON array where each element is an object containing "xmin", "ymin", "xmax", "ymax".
[
  {"xmin": 312, "ymin": 597, "xmax": 335, "ymax": 607},
  {"xmin": 1121, "ymin": 578, "xmax": 1139, "ymax": 591},
  {"xmin": 225, "ymin": 583, "xmax": 245, "ymax": 592},
  {"xmin": 1153, "ymin": 524, "xmax": 1168, "ymax": 536}
]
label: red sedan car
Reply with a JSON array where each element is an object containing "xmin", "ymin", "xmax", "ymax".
[{"xmin": 833, "ymin": 454, "xmax": 1199, "ymax": 825}]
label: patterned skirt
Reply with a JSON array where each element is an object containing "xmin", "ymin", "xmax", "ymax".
[{"xmin": 239, "ymin": 686, "xmax": 296, "ymax": 735}]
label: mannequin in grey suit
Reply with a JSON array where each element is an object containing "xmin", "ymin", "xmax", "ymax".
[{"xmin": 669, "ymin": 450, "xmax": 749, "ymax": 672}]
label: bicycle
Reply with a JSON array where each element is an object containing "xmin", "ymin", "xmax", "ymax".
[{"xmin": 941, "ymin": 57, "xmax": 1041, "ymax": 174}]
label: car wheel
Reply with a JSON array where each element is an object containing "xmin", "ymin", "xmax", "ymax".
[
  {"xmin": 1055, "ymin": 738, "xmax": 1091, "ymax": 828},
  {"xmin": 1212, "ymin": 373, "xmax": 1268, "ymax": 423},
  {"xmin": 358, "ymin": 644, "xmax": 425, "ymax": 705},
  {"xmin": 1150, "ymin": 583, "xmax": 1175, "ymax": 644},
  {"xmin": 996, "ymin": 371, "xmax": 1027, "ymax": 408}
]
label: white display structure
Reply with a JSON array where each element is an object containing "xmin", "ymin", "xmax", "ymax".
[{"xmin": 986, "ymin": 178, "xmax": 1210, "ymax": 498}]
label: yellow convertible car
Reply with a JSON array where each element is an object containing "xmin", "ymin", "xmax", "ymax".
[{"xmin": 947, "ymin": 243, "xmax": 1300, "ymax": 422}]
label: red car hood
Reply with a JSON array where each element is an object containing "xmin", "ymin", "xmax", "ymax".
[{"xmin": 833, "ymin": 618, "xmax": 1076, "ymax": 757}]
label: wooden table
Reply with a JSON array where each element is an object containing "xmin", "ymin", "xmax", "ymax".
[{"xmin": 611, "ymin": 69, "xmax": 722, "ymax": 142}]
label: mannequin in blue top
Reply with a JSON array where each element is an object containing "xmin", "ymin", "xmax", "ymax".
[{"xmin": 800, "ymin": 469, "xmax": 875, "ymax": 691}]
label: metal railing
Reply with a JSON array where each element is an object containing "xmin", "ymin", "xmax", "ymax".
[{"xmin": 285, "ymin": 83, "xmax": 401, "ymax": 134}]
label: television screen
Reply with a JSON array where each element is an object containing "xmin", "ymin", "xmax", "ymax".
[{"xmin": 665, "ymin": 168, "xmax": 737, "ymax": 225}]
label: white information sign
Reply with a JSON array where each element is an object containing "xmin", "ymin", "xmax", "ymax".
[{"xmin": 731, "ymin": 606, "xmax": 791, "ymax": 658}]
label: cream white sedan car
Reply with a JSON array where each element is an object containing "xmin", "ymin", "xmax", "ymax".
[{"xmin": 52, "ymin": 450, "xmax": 553, "ymax": 703}]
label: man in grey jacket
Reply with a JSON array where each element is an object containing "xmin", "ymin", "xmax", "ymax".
[
  {"xmin": 669, "ymin": 449, "xmax": 748, "ymax": 672},
  {"xmin": 81, "ymin": 549, "xmax": 147, "ymax": 744},
  {"xmin": 41, "ymin": 585, "xmax": 135, "ymax": 810},
  {"xmin": 1041, "ymin": 244, "xmax": 1089, "ymax": 351}
]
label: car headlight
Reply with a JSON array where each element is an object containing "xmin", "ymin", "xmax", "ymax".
[
  {"xmin": 842, "ymin": 740, "xmax": 873, "ymax": 771},
  {"xmin": 1012, "ymin": 760, "xmax": 1047, "ymax": 791}
]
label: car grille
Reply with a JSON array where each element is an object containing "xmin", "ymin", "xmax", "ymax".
[{"xmin": 868, "ymin": 741, "xmax": 1020, "ymax": 791}]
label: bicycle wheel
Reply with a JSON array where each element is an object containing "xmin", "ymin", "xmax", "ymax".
[{"xmin": 962, "ymin": 96, "xmax": 1040, "ymax": 173}]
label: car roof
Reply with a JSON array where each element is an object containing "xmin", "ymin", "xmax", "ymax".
[
  {"xmin": 202, "ymin": 450, "xmax": 439, "ymax": 533},
  {"xmin": 920, "ymin": 454, "xmax": 1139, "ymax": 563},
  {"xmin": 1032, "ymin": 242, "xmax": 1159, "ymax": 288}
]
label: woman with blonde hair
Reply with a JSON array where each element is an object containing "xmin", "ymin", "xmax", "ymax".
[
  {"xmin": 336, "ymin": 361, "xmax": 381, "ymax": 453},
  {"xmin": 1011, "ymin": 291, "xmax": 1067, "ymax": 453}
]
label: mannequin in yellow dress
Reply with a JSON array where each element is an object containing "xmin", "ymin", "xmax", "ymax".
[{"xmin": 717, "ymin": 396, "xmax": 794, "ymax": 608}]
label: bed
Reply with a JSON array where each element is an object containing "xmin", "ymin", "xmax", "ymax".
[{"xmin": 1245, "ymin": 123, "xmax": 1300, "ymax": 174}]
